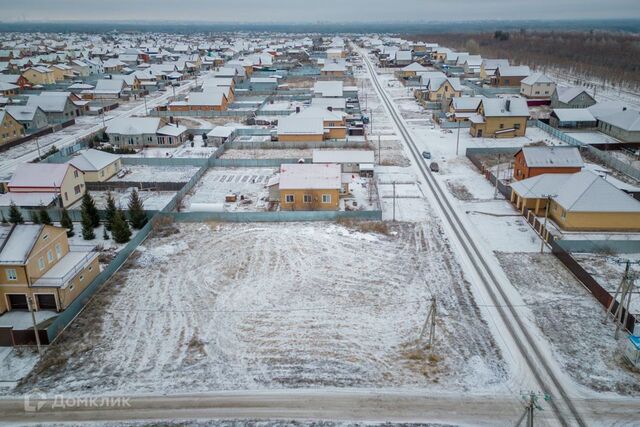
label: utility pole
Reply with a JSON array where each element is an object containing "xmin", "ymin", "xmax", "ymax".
[
  {"xmin": 27, "ymin": 296, "xmax": 43, "ymax": 356},
  {"xmin": 604, "ymin": 260, "xmax": 638, "ymax": 339},
  {"xmin": 143, "ymin": 93, "xmax": 148, "ymax": 116},
  {"xmin": 392, "ymin": 181, "xmax": 396, "ymax": 222},
  {"xmin": 99, "ymin": 97, "xmax": 106, "ymax": 128},
  {"xmin": 494, "ymin": 154, "xmax": 501, "ymax": 199},
  {"xmin": 418, "ymin": 297, "xmax": 437, "ymax": 350},
  {"xmin": 35, "ymin": 136, "xmax": 41, "ymax": 159},
  {"xmin": 539, "ymin": 194, "xmax": 556, "ymax": 254},
  {"xmin": 514, "ymin": 392, "xmax": 545, "ymax": 427},
  {"xmin": 377, "ymin": 134, "xmax": 381, "ymax": 164},
  {"xmin": 455, "ymin": 120, "xmax": 461, "ymax": 156}
]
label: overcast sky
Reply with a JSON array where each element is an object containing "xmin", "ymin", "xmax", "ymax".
[{"xmin": 2, "ymin": 0, "xmax": 639, "ymax": 22}]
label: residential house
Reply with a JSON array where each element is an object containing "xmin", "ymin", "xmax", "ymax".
[
  {"xmin": 6, "ymin": 162, "xmax": 85, "ymax": 208},
  {"xmin": 277, "ymin": 116, "xmax": 324, "ymax": 142},
  {"xmin": 509, "ymin": 170, "xmax": 640, "ymax": 231},
  {"xmin": 0, "ymin": 82, "xmax": 18, "ymax": 97},
  {"xmin": 312, "ymin": 150, "xmax": 375, "ymax": 174},
  {"xmin": 26, "ymin": 92, "xmax": 84, "ymax": 124},
  {"xmin": 105, "ymin": 117, "xmax": 188, "ymax": 148},
  {"xmin": 549, "ymin": 109, "xmax": 597, "ymax": 129},
  {"xmin": 447, "ymin": 96, "xmax": 484, "ymax": 122},
  {"xmin": 469, "ymin": 97, "xmax": 529, "ymax": 138},
  {"xmin": 168, "ymin": 90, "xmax": 228, "ymax": 112},
  {"xmin": 50, "ymin": 64, "xmax": 75, "ymax": 81},
  {"xmin": 89, "ymin": 78, "xmax": 129, "ymax": 99},
  {"xmin": 550, "ymin": 86, "xmax": 596, "ymax": 109},
  {"xmin": 513, "ymin": 146, "xmax": 583, "ymax": 181},
  {"xmin": 0, "ymin": 224, "xmax": 100, "ymax": 315},
  {"xmin": 397, "ymin": 62, "xmax": 428, "ymax": 79},
  {"xmin": 491, "ymin": 65, "xmax": 531, "ymax": 87},
  {"xmin": 520, "ymin": 73, "xmax": 556, "ymax": 99},
  {"xmin": 0, "ymin": 74, "xmax": 29, "ymax": 90},
  {"xmin": 206, "ymin": 126, "xmax": 235, "ymax": 145},
  {"xmin": 313, "ymin": 81, "xmax": 343, "ymax": 98},
  {"xmin": 69, "ymin": 149, "xmax": 122, "ymax": 182},
  {"xmin": 480, "ymin": 59, "xmax": 509, "ymax": 81},
  {"xmin": 4, "ymin": 105, "xmax": 49, "ymax": 134},
  {"xmin": 0, "ymin": 111, "xmax": 25, "ymax": 147},
  {"xmin": 269, "ymin": 163, "xmax": 345, "ymax": 211},
  {"xmin": 423, "ymin": 77, "xmax": 464, "ymax": 103},
  {"xmin": 22, "ymin": 66, "xmax": 56, "ymax": 86},
  {"xmin": 597, "ymin": 109, "xmax": 640, "ymax": 143},
  {"xmin": 295, "ymin": 106, "xmax": 347, "ymax": 140},
  {"xmin": 462, "ymin": 55, "xmax": 483, "ymax": 76},
  {"xmin": 321, "ymin": 61, "xmax": 347, "ymax": 77},
  {"xmin": 70, "ymin": 59, "xmax": 91, "ymax": 77}
]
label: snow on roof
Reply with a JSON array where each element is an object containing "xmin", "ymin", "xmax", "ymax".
[
  {"xmin": 482, "ymin": 59, "xmax": 510, "ymax": 69},
  {"xmin": 451, "ymin": 96, "xmax": 483, "ymax": 111},
  {"xmin": 402, "ymin": 62, "xmax": 427, "ymax": 72},
  {"xmin": 598, "ymin": 109, "xmax": 640, "ymax": 131},
  {"xmin": 33, "ymin": 250, "xmax": 96, "ymax": 288},
  {"xmin": 312, "ymin": 150, "xmax": 375, "ymax": 164},
  {"xmin": 497, "ymin": 65, "xmax": 530, "ymax": 77},
  {"xmin": 295, "ymin": 106, "xmax": 346, "ymax": 122},
  {"xmin": 277, "ymin": 116, "xmax": 324, "ymax": 135},
  {"xmin": 313, "ymin": 81, "xmax": 343, "ymax": 97},
  {"xmin": 310, "ymin": 97, "xmax": 346, "ymax": 110},
  {"xmin": 69, "ymin": 149, "xmax": 120, "ymax": 172},
  {"xmin": 482, "ymin": 98, "xmax": 529, "ymax": 117},
  {"xmin": 106, "ymin": 117, "xmax": 161, "ymax": 135},
  {"xmin": 26, "ymin": 93, "xmax": 70, "ymax": 113},
  {"xmin": 0, "ymin": 192, "xmax": 58, "ymax": 207},
  {"xmin": 8, "ymin": 163, "xmax": 71, "ymax": 188},
  {"xmin": 157, "ymin": 124, "xmax": 188, "ymax": 136},
  {"xmin": 187, "ymin": 90, "xmax": 225, "ymax": 106},
  {"xmin": 0, "ymin": 224, "xmax": 42, "ymax": 264},
  {"xmin": 588, "ymin": 101, "xmax": 634, "ymax": 120},
  {"xmin": 207, "ymin": 126, "xmax": 235, "ymax": 138},
  {"xmin": 521, "ymin": 73, "xmax": 554, "ymax": 85},
  {"xmin": 555, "ymin": 86, "xmax": 594, "ymax": 104},
  {"xmin": 512, "ymin": 170, "xmax": 640, "ymax": 213},
  {"xmin": 521, "ymin": 146, "xmax": 584, "ymax": 168},
  {"xmin": 552, "ymin": 108, "xmax": 596, "ymax": 123},
  {"xmin": 278, "ymin": 163, "xmax": 342, "ymax": 190}
]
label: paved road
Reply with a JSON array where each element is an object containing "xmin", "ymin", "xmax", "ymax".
[
  {"xmin": 1, "ymin": 390, "xmax": 639, "ymax": 426},
  {"xmin": 356, "ymin": 47, "xmax": 588, "ymax": 426}
]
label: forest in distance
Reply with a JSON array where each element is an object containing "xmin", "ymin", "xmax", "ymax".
[{"xmin": 409, "ymin": 30, "xmax": 640, "ymax": 91}]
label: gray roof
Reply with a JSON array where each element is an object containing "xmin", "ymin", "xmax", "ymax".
[
  {"xmin": 481, "ymin": 97, "xmax": 529, "ymax": 117},
  {"xmin": 551, "ymin": 108, "xmax": 596, "ymax": 123},
  {"xmin": 598, "ymin": 109, "xmax": 640, "ymax": 131},
  {"xmin": 521, "ymin": 73, "xmax": 554, "ymax": 85},
  {"xmin": 0, "ymin": 224, "xmax": 43, "ymax": 264},
  {"xmin": 520, "ymin": 146, "xmax": 584, "ymax": 168},
  {"xmin": 106, "ymin": 117, "xmax": 161, "ymax": 135},
  {"xmin": 555, "ymin": 86, "xmax": 594, "ymax": 104},
  {"xmin": 69, "ymin": 149, "xmax": 120, "ymax": 171}
]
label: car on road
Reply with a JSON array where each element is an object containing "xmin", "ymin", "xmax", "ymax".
[
  {"xmin": 429, "ymin": 162, "xmax": 439, "ymax": 172},
  {"xmin": 422, "ymin": 151, "xmax": 431, "ymax": 159}
]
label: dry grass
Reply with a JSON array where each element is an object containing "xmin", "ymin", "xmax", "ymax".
[
  {"xmin": 152, "ymin": 215, "xmax": 180, "ymax": 237},
  {"xmin": 336, "ymin": 219, "xmax": 390, "ymax": 235}
]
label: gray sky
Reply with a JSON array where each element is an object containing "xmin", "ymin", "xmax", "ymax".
[{"xmin": 1, "ymin": 0, "xmax": 639, "ymax": 22}]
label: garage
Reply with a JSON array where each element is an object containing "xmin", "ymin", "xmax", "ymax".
[
  {"xmin": 7, "ymin": 294, "xmax": 28, "ymax": 310},
  {"xmin": 36, "ymin": 294, "xmax": 58, "ymax": 310}
]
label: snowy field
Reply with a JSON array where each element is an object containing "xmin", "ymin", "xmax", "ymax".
[
  {"xmin": 75, "ymin": 188, "xmax": 176, "ymax": 211},
  {"xmin": 110, "ymin": 165, "xmax": 201, "ymax": 183},
  {"xmin": 130, "ymin": 135, "xmax": 219, "ymax": 159},
  {"xmin": 220, "ymin": 148, "xmax": 313, "ymax": 159},
  {"xmin": 184, "ymin": 168, "xmax": 275, "ymax": 211},
  {"xmin": 14, "ymin": 222, "xmax": 507, "ymax": 396},
  {"xmin": 497, "ymin": 252, "xmax": 640, "ymax": 395}
]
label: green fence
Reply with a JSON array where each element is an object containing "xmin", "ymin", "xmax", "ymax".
[
  {"xmin": 121, "ymin": 157, "xmax": 209, "ymax": 167},
  {"xmin": 164, "ymin": 209, "xmax": 382, "ymax": 223},
  {"xmin": 46, "ymin": 219, "xmax": 153, "ymax": 343},
  {"xmin": 208, "ymin": 158, "xmax": 310, "ymax": 167}
]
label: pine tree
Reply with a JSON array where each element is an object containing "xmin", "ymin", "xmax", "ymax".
[
  {"xmin": 127, "ymin": 189, "xmax": 147, "ymax": 229},
  {"xmin": 30, "ymin": 211, "xmax": 41, "ymax": 224},
  {"xmin": 60, "ymin": 208, "xmax": 74, "ymax": 237},
  {"xmin": 81, "ymin": 211, "xmax": 95, "ymax": 240},
  {"xmin": 81, "ymin": 192, "xmax": 100, "ymax": 228},
  {"xmin": 38, "ymin": 206, "xmax": 52, "ymax": 226},
  {"xmin": 103, "ymin": 227, "xmax": 110, "ymax": 240},
  {"xmin": 8, "ymin": 202, "xmax": 24, "ymax": 224},
  {"xmin": 105, "ymin": 191, "xmax": 117, "ymax": 231},
  {"xmin": 111, "ymin": 210, "xmax": 131, "ymax": 244}
]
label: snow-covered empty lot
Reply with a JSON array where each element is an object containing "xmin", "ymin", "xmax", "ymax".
[{"xmin": 17, "ymin": 222, "xmax": 507, "ymax": 396}]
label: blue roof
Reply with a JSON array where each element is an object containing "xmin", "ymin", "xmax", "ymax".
[{"xmin": 629, "ymin": 335, "xmax": 640, "ymax": 350}]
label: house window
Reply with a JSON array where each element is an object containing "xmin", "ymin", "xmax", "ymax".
[
  {"xmin": 322, "ymin": 194, "xmax": 331, "ymax": 204},
  {"xmin": 55, "ymin": 243, "xmax": 62, "ymax": 259},
  {"xmin": 79, "ymin": 275, "xmax": 84, "ymax": 282},
  {"xmin": 65, "ymin": 192, "xmax": 68, "ymax": 201},
  {"xmin": 499, "ymin": 123, "xmax": 504, "ymax": 129},
  {"xmin": 74, "ymin": 170, "xmax": 79, "ymax": 178},
  {"xmin": 88, "ymin": 265, "xmax": 93, "ymax": 271},
  {"xmin": 47, "ymin": 250, "xmax": 54, "ymax": 263},
  {"xmin": 561, "ymin": 209, "xmax": 567, "ymax": 219},
  {"xmin": 42, "ymin": 234, "xmax": 48, "ymax": 240},
  {"xmin": 38, "ymin": 257, "xmax": 45, "ymax": 271},
  {"xmin": 514, "ymin": 123, "xmax": 521, "ymax": 130},
  {"xmin": 285, "ymin": 194, "xmax": 294, "ymax": 203},
  {"xmin": 74, "ymin": 185, "xmax": 81, "ymax": 195},
  {"xmin": 6, "ymin": 268, "xmax": 17, "ymax": 281},
  {"xmin": 303, "ymin": 195, "xmax": 312, "ymax": 203}
]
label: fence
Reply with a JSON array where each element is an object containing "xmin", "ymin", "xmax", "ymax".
[
  {"xmin": 224, "ymin": 140, "xmax": 369, "ymax": 150},
  {"xmin": 440, "ymin": 121, "xmax": 471, "ymax": 129},
  {"xmin": 555, "ymin": 239, "xmax": 640, "ymax": 255},
  {"xmin": 164, "ymin": 209, "xmax": 382, "ymax": 223},
  {"xmin": 0, "ymin": 119, "xmax": 76, "ymax": 153},
  {"xmin": 467, "ymin": 152, "xmax": 636, "ymax": 334},
  {"xmin": 532, "ymin": 120, "xmax": 640, "ymax": 181},
  {"xmin": 150, "ymin": 110, "xmax": 252, "ymax": 118},
  {"xmin": 121, "ymin": 157, "xmax": 208, "ymax": 167},
  {"xmin": 208, "ymin": 158, "xmax": 311, "ymax": 168},
  {"xmin": 46, "ymin": 219, "xmax": 154, "ymax": 343},
  {"xmin": 86, "ymin": 181, "xmax": 187, "ymax": 192}
]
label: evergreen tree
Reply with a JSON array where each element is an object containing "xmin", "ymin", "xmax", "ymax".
[
  {"xmin": 30, "ymin": 211, "xmax": 41, "ymax": 224},
  {"xmin": 105, "ymin": 191, "xmax": 117, "ymax": 231},
  {"xmin": 103, "ymin": 227, "xmax": 110, "ymax": 240},
  {"xmin": 38, "ymin": 206, "xmax": 52, "ymax": 225},
  {"xmin": 60, "ymin": 208, "xmax": 74, "ymax": 237},
  {"xmin": 127, "ymin": 189, "xmax": 147, "ymax": 229},
  {"xmin": 111, "ymin": 210, "xmax": 131, "ymax": 244},
  {"xmin": 8, "ymin": 202, "xmax": 24, "ymax": 224},
  {"xmin": 1, "ymin": 211, "xmax": 7, "ymax": 224},
  {"xmin": 81, "ymin": 211, "xmax": 95, "ymax": 240},
  {"xmin": 81, "ymin": 192, "xmax": 100, "ymax": 228}
]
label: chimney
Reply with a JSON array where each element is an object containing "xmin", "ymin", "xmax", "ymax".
[
  {"xmin": 623, "ymin": 107, "xmax": 627, "ymax": 111},
  {"xmin": 327, "ymin": 106, "xmax": 333, "ymax": 112},
  {"xmin": 505, "ymin": 99, "xmax": 511, "ymax": 112},
  {"xmin": 296, "ymin": 106, "xmax": 301, "ymax": 114}
]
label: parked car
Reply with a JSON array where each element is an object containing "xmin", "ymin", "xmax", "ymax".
[
  {"xmin": 430, "ymin": 162, "xmax": 439, "ymax": 172},
  {"xmin": 422, "ymin": 151, "xmax": 431, "ymax": 159}
]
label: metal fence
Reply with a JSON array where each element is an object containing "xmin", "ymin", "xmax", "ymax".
[
  {"xmin": 224, "ymin": 140, "xmax": 369, "ymax": 150},
  {"xmin": 121, "ymin": 157, "xmax": 208, "ymax": 167},
  {"xmin": 150, "ymin": 110, "xmax": 251, "ymax": 118},
  {"xmin": 165, "ymin": 209, "xmax": 382, "ymax": 223},
  {"xmin": 208, "ymin": 158, "xmax": 311, "ymax": 168}
]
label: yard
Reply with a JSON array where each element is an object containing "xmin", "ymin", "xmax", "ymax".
[{"xmin": 15, "ymin": 222, "xmax": 508, "ymax": 396}]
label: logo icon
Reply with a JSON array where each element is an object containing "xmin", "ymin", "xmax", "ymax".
[{"xmin": 24, "ymin": 389, "xmax": 47, "ymax": 412}]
